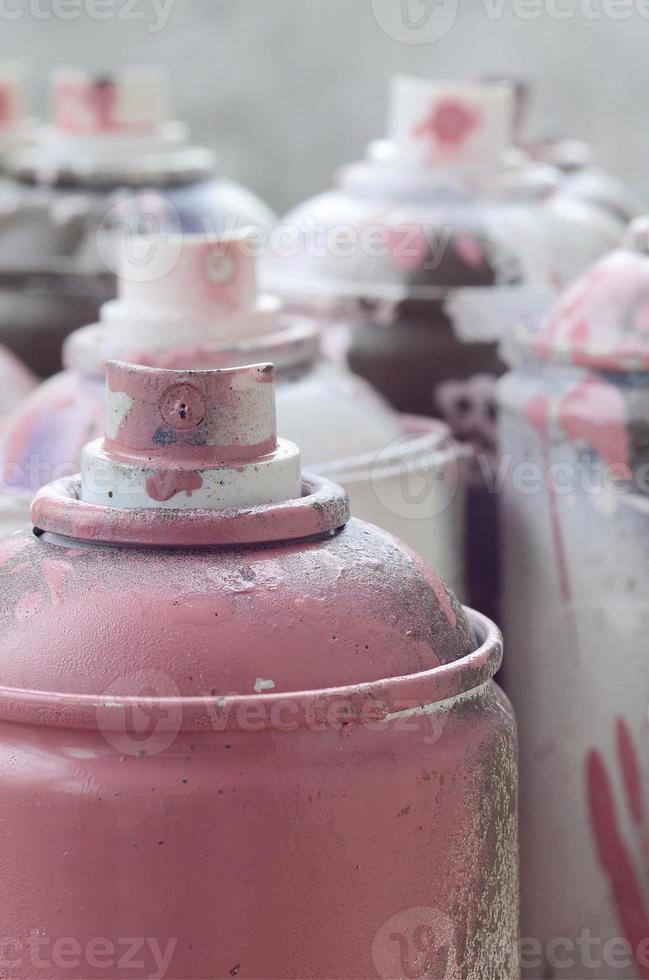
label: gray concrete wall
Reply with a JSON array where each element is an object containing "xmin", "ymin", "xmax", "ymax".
[{"xmin": 0, "ymin": 0, "xmax": 644, "ymax": 215}]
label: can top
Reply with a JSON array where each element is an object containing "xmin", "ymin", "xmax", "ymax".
[
  {"xmin": 103, "ymin": 360, "xmax": 278, "ymax": 463},
  {"xmin": 20, "ymin": 359, "xmax": 487, "ymax": 713},
  {"xmin": 31, "ymin": 359, "xmax": 348, "ymax": 542},
  {"xmin": 514, "ymin": 216, "xmax": 649, "ymax": 371},
  {"xmin": 387, "ymin": 75, "xmax": 513, "ymax": 175},
  {"xmin": 77, "ymin": 360, "xmax": 302, "ymax": 513},
  {"xmin": 65, "ymin": 230, "xmax": 320, "ymax": 375},
  {"xmin": 6, "ymin": 65, "xmax": 216, "ymax": 185},
  {"xmin": 263, "ymin": 74, "xmax": 540, "ymax": 308},
  {"xmin": 116, "ymin": 230, "xmax": 260, "ymax": 319},
  {"xmin": 52, "ymin": 67, "xmax": 167, "ymax": 136}
]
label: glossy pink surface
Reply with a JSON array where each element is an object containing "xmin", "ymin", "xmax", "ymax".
[
  {"xmin": 0, "ymin": 520, "xmax": 517, "ymax": 978},
  {"xmin": 0, "ymin": 521, "xmax": 519, "ymax": 978},
  {"xmin": 0, "ymin": 361, "xmax": 518, "ymax": 978},
  {"xmin": 0, "ymin": 615, "xmax": 516, "ymax": 979}
]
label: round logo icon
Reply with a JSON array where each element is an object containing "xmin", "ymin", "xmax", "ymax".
[
  {"xmin": 95, "ymin": 191, "xmax": 184, "ymax": 280},
  {"xmin": 371, "ymin": 0, "xmax": 458, "ymax": 45},
  {"xmin": 372, "ymin": 906, "xmax": 458, "ymax": 978},
  {"xmin": 204, "ymin": 250, "xmax": 236, "ymax": 285},
  {"xmin": 370, "ymin": 431, "xmax": 462, "ymax": 522},
  {"xmin": 97, "ymin": 669, "xmax": 183, "ymax": 757}
]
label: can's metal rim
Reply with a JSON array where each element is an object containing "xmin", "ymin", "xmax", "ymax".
[
  {"xmin": 7, "ymin": 144, "xmax": 216, "ymax": 188},
  {"xmin": 316, "ymin": 415, "xmax": 472, "ymax": 484},
  {"xmin": 64, "ymin": 317, "xmax": 321, "ymax": 377},
  {"xmin": 31, "ymin": 474, "xmax": 350, "ymax": 549},
  {"xmin": 0, "ymin": 609, "xmax": 501, "ymax": 731}
]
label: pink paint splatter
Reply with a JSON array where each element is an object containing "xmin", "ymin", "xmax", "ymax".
[
  {"xmin": 14, "ymin": 591, "xmax": 45, "ymax": 621},
  {"xmin": 617, "ymin": 719, "xmax": 644, "ymax": 828},
  {"xmin": 386, "ymin": 225, "xmax": 430, "ymax": 272},
  {"xmin": 557, "ymin": 376, "xmax": 630, "ymax": 470},
  {"xmin": 145, "ymin": 471, "xmax": 204, "ymax": 503},
  {"xmin": 0, "ymin": 87, "xmax": 12, "ymax": 128},
  {"xmin": 534, "ymin": 267, "xmax": 607, "ymax": 361},
  {"xmin": 569, "ymin": 320, "xmax": 590, "ymax": 347},
  {"xmin": 413, "ymin": 99, "xmax": 481, "ymax": 149},
  {"xmin": 88, "ymin": 81, "xmax": 117, "ymax": 131},
  {"xmin": 0, "ymin": 536, "xmax": 28, "ymax": 567},
  {"xmin": 525, "ymin": 395, "xmax": 551, "ymax": 443},
  {"xmin": 41, "ymin": 559, "xmax": 72, "ymax": 607},
  {"xmin": 56, "ymin": 79, "xmax": 125, "ymax": 133},
  {"xmin": 587, "ymin": 748, "xmax": 649, "ymax": 978},
  {"xmin": 454, "ymin": 236, "xmax": 484, "ymax": 270}
]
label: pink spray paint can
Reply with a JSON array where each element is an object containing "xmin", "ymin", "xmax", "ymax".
[
  {"xmin": 0, "ymin": 67, "xmax": 275, "ymax": 378},
  {"xmin": 266, "ymin": 74, "xmax": 620, "ymax": 621},
  {"xmin": 0, "ymin": 358, "xmax": 517, "ymax": 979},
  {"xmin": 499, "ymin": 217, "xmax": 649, "ymax": 978},
  {"xmin": 0, "ymin": 230, "xmax": 469, "ymax": 594},
  {"xmin": 266, "ymin": 77, "xmax": 544, "ymax": 621}
]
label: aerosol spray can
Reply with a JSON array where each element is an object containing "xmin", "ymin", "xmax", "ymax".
[
  {"xmin": 0, "ymin": 358, "xmax": 518, "ymax": 979},
  {"xmin": 499, "ymin": 217, "xmax": 649, "ymax": 978},
  {"xmin": 0, "ymin": 66, "xmax": 275, "ymax": 376}
]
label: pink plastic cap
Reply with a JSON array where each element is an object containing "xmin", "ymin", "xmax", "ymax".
[
  {"xmin": 52, "ymin": 67, "xmax": 167, "ymax": 135},
  {"xmin": 117, "ymin": 230, "xmax": 259, "ymax": 317},
  {"xmin": 103, "ymin": 360, "xmax": 278, "ymax": 467},
  {"xmin": 81, "ymin": 360, "xmax": 300, "ymax": 511}
]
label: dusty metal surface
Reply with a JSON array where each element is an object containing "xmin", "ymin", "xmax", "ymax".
[{"xmin": 0, "ymin": 359, "xmax": 517, "ymax": 979}]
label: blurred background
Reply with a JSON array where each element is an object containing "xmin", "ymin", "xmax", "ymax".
[{"xmin": 0, "ymin": 0, "xmax": 641, "ymax": 215}]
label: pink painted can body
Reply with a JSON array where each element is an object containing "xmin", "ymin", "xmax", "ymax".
[
  {"xmin": 0, "ymin": 533, "xmax": 517, "ymax": 980},
  {"xmin": 0, "ymin": 361, "xmax": 517, "ymax": 980}
]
